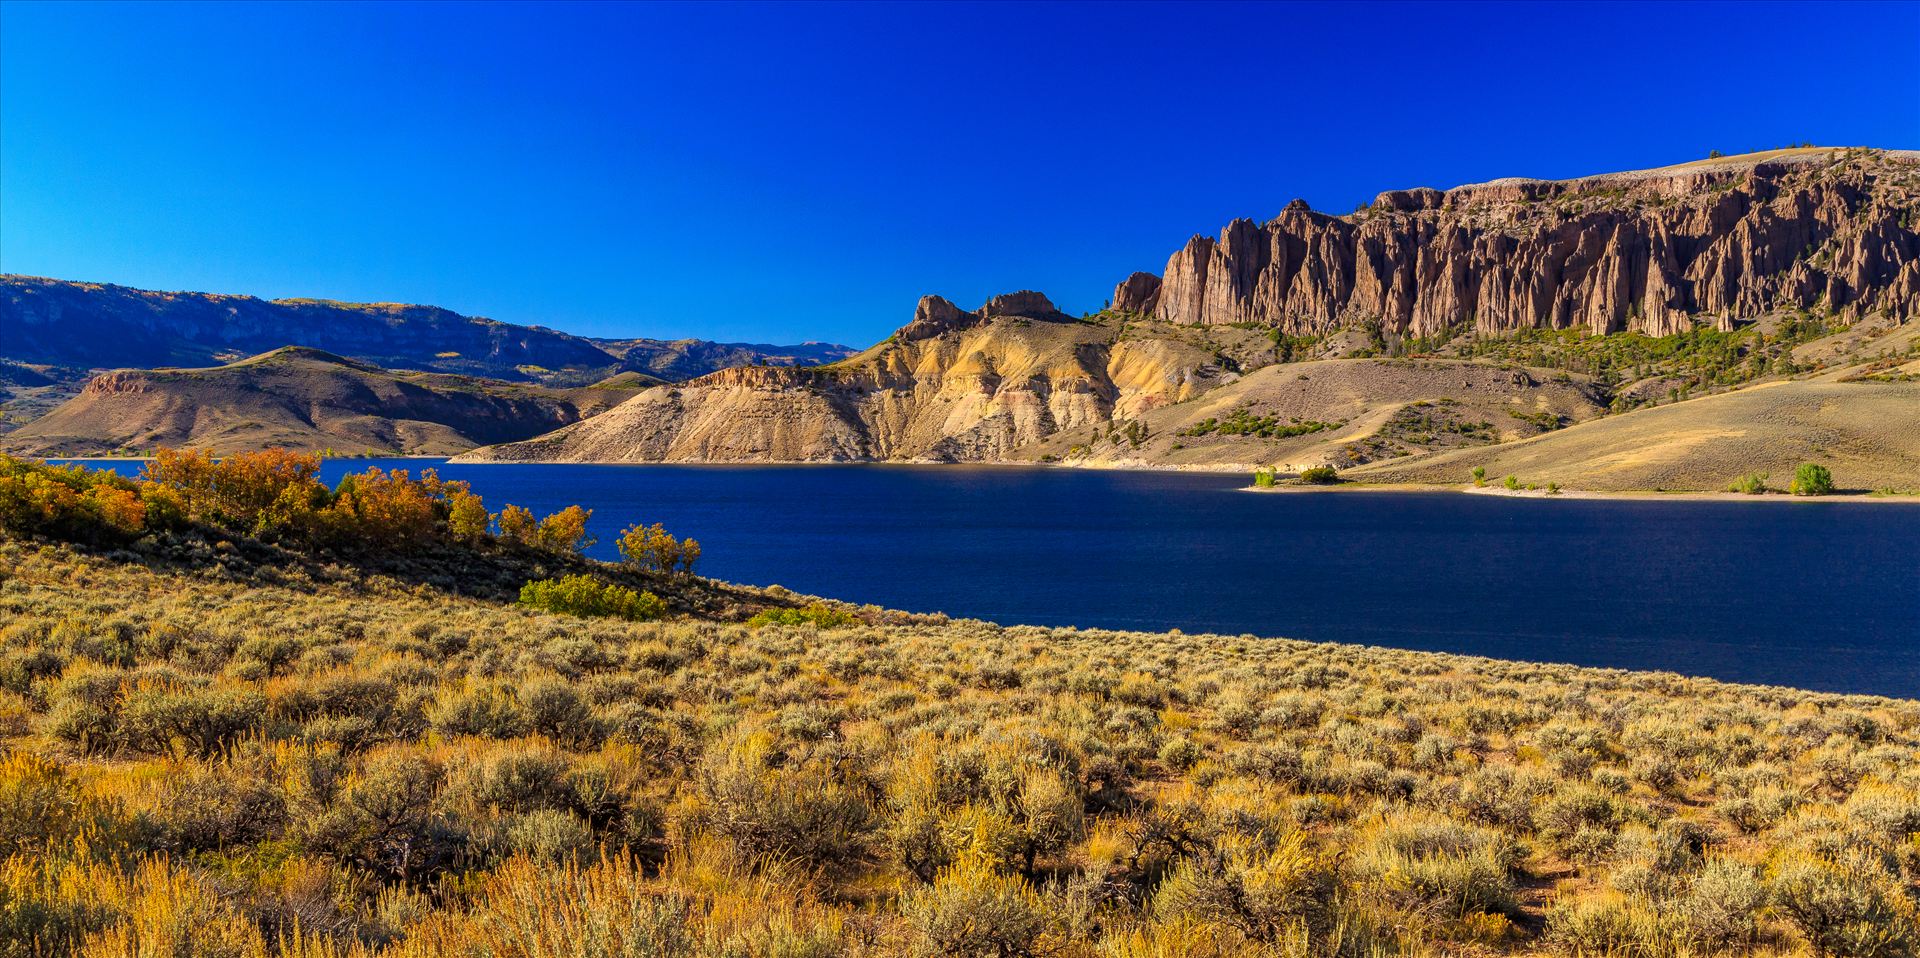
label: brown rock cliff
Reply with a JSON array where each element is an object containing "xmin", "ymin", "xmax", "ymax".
[{"xmin": 1138, "ymin": 148, "xmax": 1920, "ymax": 337}]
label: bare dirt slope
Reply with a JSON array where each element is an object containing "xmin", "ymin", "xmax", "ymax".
[
  {"xmin": 1, "ymin": 347, "xmax": 651, "ymax": 457},
  {"xmin": 1347, "ymin": 375, "xmax": 1920, "ymax": 492},
  {"xmin": 1015, "ymin": 357, "xmax": 1610, "ymax": 470},
  {"xmin": 458, "ymin": 292, "xmax": 1239, "ymax": 463}
]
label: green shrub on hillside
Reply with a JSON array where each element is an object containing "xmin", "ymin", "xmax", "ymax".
[
  {"xmin": 1727, "ymin": 472, "xmax": 1770, "ymax": 495},
  {"xmin": 747, "ymin": 602, "xmax": 859, "ymax": 629},
  {"xmin": 1180, "ymin": 409, "xmax": 1340, "ymax": 440},
  {"xmin": 1297, "ymin": 465, "xmax": 1340, "ymax": 484},
  {"xmin": 1790, "ymin": 463, "xmax": 1835, "ymax": 496},
  {"xmin": 518, "ymin": 574, "xmax": 664, "ymax": 621}
]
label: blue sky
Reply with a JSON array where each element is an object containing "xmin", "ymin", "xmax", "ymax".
[{"xmin": 3, "ymin": 1, "xmax": 1916, "ymax": 346}]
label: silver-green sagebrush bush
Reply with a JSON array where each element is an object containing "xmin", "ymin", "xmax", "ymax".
[{"xmin": 0, "ymin": 454, "xmax": 1918, "ymax": 956}]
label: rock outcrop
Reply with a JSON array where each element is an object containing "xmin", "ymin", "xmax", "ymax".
[
  {"xmin": 457, "ymin": 294, "xmax": 1231, "ymax": 463},
  {"xmin": 1112, "ymin": 272, "xmax": 1162, "ymax": 314},
  {"xmin": 1134, "ymin": 148, "xmax": 1920, "ymax": 337}
]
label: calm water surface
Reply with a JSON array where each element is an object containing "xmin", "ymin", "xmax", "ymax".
[{"xmin": 75, "ymin": 460, "xmax": 1920, "ymax": 698}]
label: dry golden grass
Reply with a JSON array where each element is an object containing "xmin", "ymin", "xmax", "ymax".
[
  {"xmin": 1, "ymin": 528, "xmax": 1917, "ymax": 956},
  {"xmin": 1018, "ymin": 358, "xmax": 1609, "ymax": 471},
  {"xmin": 1349, "ymin": 377, "xmax": 1920, "ymax": 493}
]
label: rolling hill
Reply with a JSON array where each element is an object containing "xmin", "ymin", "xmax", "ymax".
[
  {"xmin": 1346, "ymin": 373, "xmax": 1920, "ymax": 493},
  {"xmin": 0, "ymin": 346, "xmax": 654, "ymax": 457},
  {"xmin": 0, "ymin": 275, "xmax": 855, "ymax": 436}
]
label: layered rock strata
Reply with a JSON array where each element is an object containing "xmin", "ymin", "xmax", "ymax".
[
  {"xmin": 458, "ymin": 293, "xmax": 1230, "ymax": 463},
  {"xmin": 1129, "ymin": 148, "xmax": 1920, "ymax": 337}
]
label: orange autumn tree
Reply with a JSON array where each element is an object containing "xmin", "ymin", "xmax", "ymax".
[
  {"xmin": 144, "ymin": 447, "xmax": 324, "ymax": 530},
  {"xmin": 534, "ymin": 504, "xmax": 594, "ymax": 554},
  {"xmin": 4, "ymin": 448, "xmax": 674, "ymax": 564},
  {"xmin": 327, "ymin": 468, "xmax": 443, "ymax": 547},
  {"xmin": 0, "ymin": 458, "xmax": 148, "ymax": 542},
  {"xmin": 616, "ymin": 522, "xmax": 700, "ymax": 576}
]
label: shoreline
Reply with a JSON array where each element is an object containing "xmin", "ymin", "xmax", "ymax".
[
  {"xmin": 40, "ymin": 452, "xmax": 1920, "ymax": 503},
  {"xmin": 42, "ymin": 454, "xmax": 451, "ymax": 464},
  {"xmin": 1244, "ymin": 481, "xmax": 1920, "ymax": 504}
]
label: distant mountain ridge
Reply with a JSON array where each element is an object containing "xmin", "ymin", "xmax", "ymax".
[
  {"xmin": 592, "ymin": 337, "xmax": 857, "ymax": 382},
  {"xmin": 0, "ymin": 275, "xmax": 856, "ymax": 385}
]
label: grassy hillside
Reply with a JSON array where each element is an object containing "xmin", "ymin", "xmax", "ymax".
[
  {"xmin": 0, "ymin": 347, "xmax": 657, "ymax": 457},
  {"xmin": 0, "ymin": 359, "xmax": 88, "ymax": 436},
  {"xmin": 0, "ymin": 454, "xmax": 1916, "ymax": 957},
  {"xmin": 1021, "ymin": 357, "xmax": 1610, "ymax": 471},
  {"xmin": 1348, "ymin": 376, "xmax": 1920, "ymax": 494}
]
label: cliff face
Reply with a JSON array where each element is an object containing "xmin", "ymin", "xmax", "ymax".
[
  {"xmin": 1130, "ymin": 148, "xmax": 1920, "ymax": 337},
  {"xmin": 457, "ymin": 293, "xmax": 1233, "ymax": 463}
]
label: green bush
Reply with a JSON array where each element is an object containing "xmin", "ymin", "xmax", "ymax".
[
  {"xmin": 1682, "ymin": 856, "xmax": 1766, "ymax": 950},
  {"xmin": 1296, "ymin": 465, "xmax": 1340, "ymax": 485},
  {"xmin": 1727, "ymin": 472, "xmax": 1770, "ymax": 494},
  {"xmin": 1546, "ymin": 892, "xmax": 1682, "ymax": 956},
  {"xmin": 1502, "ymin": 475, "xmax": 1521, "ymax": 491},
  {"xmin": 303, "ymin": 753, "xmax": 460, "ymax": 882},
  {"xmin": 693, "ymin": 738, "xmax": 877, "ymax": 874},
  {"xmin": 117, "ymin": 684, "xmax": 266, "ymax": 758},
  {"xmin": 1790, "ymin": 462, "xmax": 1834, "ymax": 496},
  {"xmin": 1180, "ymin": 410, "xmax": 1339, "ymax": 439},
  {"xmin": 1252, "ymin": 468, "xmax": 1277, "ymax": 489},
  {"xmin": 747, "ymin": 602, "xmax": 859, "ymax": 629},
  {"xmin": 1352, "ymin": 813, "xmax": 1521, "ymax": 920},
  {"xmin": 1769, "ymin": 852, "xmax": 1920, "ymax": 958},
  {"xmin": 430, "ymin": 684, "xmax": 527, "ymax": 739},
  {"xmin": 1152, "ymin": 832, "xmax": 1338, "ymax": 943},
  {"xmin": 1470, "ymin": 466, "xmax": 1487, "ymax": 487},
  {"xmin": 518, "ymin": 575, "xmax": 664, "ymax": 621},
  {"xmin": 497, "ymin": 808, "xmax": 595, "ymax": 864},
  {"xmin": 904, "ymin": 860, "xmax": 1046, "ymax": 958}
]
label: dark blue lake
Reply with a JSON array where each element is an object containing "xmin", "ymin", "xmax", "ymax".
[{"xmin": 71, "ymin": 460, "xmax": 1920, "ymax": 698}]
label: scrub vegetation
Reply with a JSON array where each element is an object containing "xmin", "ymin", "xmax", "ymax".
[
  {"xmin": 1, "ymin": 452, "xmax": 1917, "ymax": 957},
  {"xmin": 1454, "ymin": 314, "xmax": 1852, "ymax": 404}
]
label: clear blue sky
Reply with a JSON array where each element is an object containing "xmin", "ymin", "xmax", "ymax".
[{"xmin": 3, "ymin": 1, "xmax": 1916, "ymax": 346}]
